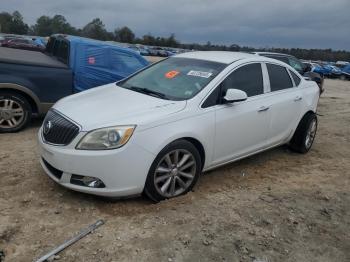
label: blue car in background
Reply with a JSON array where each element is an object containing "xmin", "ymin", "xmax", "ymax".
[
  {"xmin": 310, "ymin": 63, "xmax": 327, "ymax": 76},
  {"xmin": 340, "ymin": 64, "xmax": 350, "ymax": 80},
  {"xmin": 304, "ymin": 62, "xmax": 343, "ymax": 78},
  {"xmin": 0, "ymin": 34, "xmax": 149, "ymax": 132},
  {"xmin": 323, "ymin": 64, "xmax": 342, "ymax": 78}
]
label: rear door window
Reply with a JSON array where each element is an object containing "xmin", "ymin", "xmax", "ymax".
[{"xmin": 267, "ymin": 64, "xmax": 293, "ymax": 91}]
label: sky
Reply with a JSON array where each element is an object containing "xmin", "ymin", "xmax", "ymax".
[{"xmin": 2, "ymin": 0, "xmax": 350, "ymax": 50}]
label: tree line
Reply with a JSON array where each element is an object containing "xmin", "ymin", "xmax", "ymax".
[
  {"xmin": 0, "ymin": 11, "xmax": 179, "ymax": 47},
  {"xmin": 1, "ymin": 11, "xmax": 349, "ymax": 62}
]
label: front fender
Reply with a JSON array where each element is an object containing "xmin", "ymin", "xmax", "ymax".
[{"xmin": 133, "ymin": 111, "xmax": 216, "ymax": 169}]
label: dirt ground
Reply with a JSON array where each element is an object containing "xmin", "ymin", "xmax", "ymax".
[{"xmin": 0, "ymin": 79, "xmax": 349, "ymax": 262}]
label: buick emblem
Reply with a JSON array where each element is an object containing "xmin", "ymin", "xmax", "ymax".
[{"xmin": 44, "ymin": 120, "xmax": 53, "ymax": 135}]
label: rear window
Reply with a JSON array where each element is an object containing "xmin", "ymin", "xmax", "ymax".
[
  {"xmin": 46, "ymin": 37, "xmax": 69, "ymax": 65},
  {"xmin": 46, "ymin": 37, "xmax": 55, "ymax": 53},
  {"xmin": 120, "ymin": 57, "xmax": 226, "ymax": 100},
  {"xmin": 56, "ymin": 41, "xmax": 69, "ymax": 64},
  {"xmin": 267, "ymin": 64, "xmax": 293, "ymax": 91}
]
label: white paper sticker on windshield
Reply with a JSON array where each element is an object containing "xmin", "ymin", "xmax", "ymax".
[{"xmin": 187, "ymin": 70, "xmax": 213, "ymax": 78}]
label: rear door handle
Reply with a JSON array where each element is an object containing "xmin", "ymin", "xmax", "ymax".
[
  {"xmin": 258, "ymin": 106, "xmax": 270, "ymax": 112},
  {"xmin": 294, "ymin": 96, "xmax": 302, "ymax": 102}
]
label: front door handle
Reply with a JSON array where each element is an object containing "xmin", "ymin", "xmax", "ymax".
[
  {"xmin": 258, "ymin": 106, "xmax": 270, "ymax": 112},
  {"xmin": 294, "ymin": 96, "xmax": 303, "ymax": 102}
]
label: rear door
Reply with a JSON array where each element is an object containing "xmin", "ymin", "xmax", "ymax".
[
  {"xmin": 263, "ymin": 63, "xmax": 303, "ymax": 146},
  {"xmin": 209, "ymin": 63, "xmax": 272, "ymax": 165}
]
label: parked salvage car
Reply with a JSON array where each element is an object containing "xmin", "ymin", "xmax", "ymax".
[
  {"xmin": 0, "ymin": 34, "xmax": 148, "ymax": 133},
  {"xmin": 0, "ymin": 35, "xmax": 20, "ymax": 46},
  {"xmin": 254, "ymin": 52, "xmax": 324, "ymax": 93},
  {"xmin": 340, "ymin": 64, "xmax": 350, "ymax": 80},
  {"xmin": 1, "ymin": 38, "xmax": 45, "ymax": 52},
  {"xmin": 146, "ymin": 47, "xmax": 159, "ymax": 56},
  {"xmin": 38, "ymin": 51, "xmax": 320, "ymax": 202},
  {"xmin": 151, "ymin": 47, "xmax": 169, "ymax": 57},
  {"xmin": 128, "ymin": 45, "xmax": 150, "ymax": 56},
  {"xmin": 302, "ymin": 62, "xmax": 326, "ymax": 76},
  {"xmin": 323, "ymin": 65, "xmax": 342, "ymax": 78}
]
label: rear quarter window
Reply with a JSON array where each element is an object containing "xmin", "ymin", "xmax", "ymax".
[
  {"xmin": 289, "ymin": 70, "xmax": 301, "ymax": 86},
  {"xmin": 267, "ymin": 64, "xmax": 293, "ymax": 91}
]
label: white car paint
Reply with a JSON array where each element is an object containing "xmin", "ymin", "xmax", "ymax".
[{"xmin": 38, "ymin": 51, "xmax": 320, "ymax": 197}]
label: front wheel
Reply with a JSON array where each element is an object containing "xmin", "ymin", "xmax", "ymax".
[
  {"xmin": 0, "ymin": 92, "xmax": 32, "ymax": 133},
  {"xmin": 144, "ymin": 140, "xmax": 202, "ymax": 202},
  {"xmin": 289, "ymin": 113, "xmax": 317, "ymax": 153}
]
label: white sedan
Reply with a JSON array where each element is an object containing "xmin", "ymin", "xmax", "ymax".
[{"xmin": 38, "ymin": 51, "xmax": 320, "ymax": 201}]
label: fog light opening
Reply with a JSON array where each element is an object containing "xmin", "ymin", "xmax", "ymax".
[
  {"xmin": 70, "ymin": 175, "xmax": 106, "ymax": 188},
  {"xmin": 87, "ymin": 179, "xmax": 104, "ymax": 188}
]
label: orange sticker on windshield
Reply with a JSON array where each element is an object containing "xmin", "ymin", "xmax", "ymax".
[{"xmin": 165, "ymin": 70, "xmax": 179, "ymax": 79}]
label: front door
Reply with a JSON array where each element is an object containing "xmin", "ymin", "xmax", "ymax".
[{"xmin": 212, "ymin": 63, "xmax": 271, "ymax": 165}]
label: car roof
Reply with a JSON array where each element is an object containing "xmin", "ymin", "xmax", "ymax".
[
  {"xmin": 175, "ymin": 51, "xmax": 259, "ymax": 64},
  {"xmin": 253, "ymin": 51, "xmax": 295, "ymax": 58}
]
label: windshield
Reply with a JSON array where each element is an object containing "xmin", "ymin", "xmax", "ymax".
[{"xmin": 119, "ymin": 57, "xmax": 226, "ymax": 100}]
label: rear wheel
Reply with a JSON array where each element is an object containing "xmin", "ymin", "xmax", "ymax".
[
  {"xmin": 289, "ymin": 113, "xmax": 317, "ymax": 153},
  {"xmin": 0, "ymin": 92, "xmax": 32, "ymax": 133},
  {"xmin": 144, "ymin": 140, "xmax": 202, "ymax": 202}
]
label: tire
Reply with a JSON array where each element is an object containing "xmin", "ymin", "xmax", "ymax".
[
  {"xmin": 0, "ymin": 92, "xmax": 32, "ymax": 133},
  {"xmin": 144, "ymin": 140, "xmax": 202, "ymax": 202},
  {"xmin": 340, "ymin": 75, "xmax": 346, "ymax": 81},
  {"xmin": 289, "ymin": 112, "xmax": 317, "ymax": 153}
]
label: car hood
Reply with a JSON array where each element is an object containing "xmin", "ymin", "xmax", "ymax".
[{"xmin": 53, "ymin": 83, "xmax": 187, "ymax": 131}]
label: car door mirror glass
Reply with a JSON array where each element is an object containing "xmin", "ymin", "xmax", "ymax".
[{"xmin": 223, "ymin": 88, "xmax": 247, "ymax": 103}]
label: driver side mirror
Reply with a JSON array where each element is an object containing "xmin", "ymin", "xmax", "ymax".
[{"xmin": 223, "ymin": 88, "xmax": 248, "ymax": 103}]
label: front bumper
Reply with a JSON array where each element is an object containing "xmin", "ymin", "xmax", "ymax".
[{"xmin": 38, "ymin": 128, "xmax": 155, "ymax": 197}]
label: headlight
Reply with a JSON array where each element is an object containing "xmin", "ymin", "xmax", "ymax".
[{"xmin": 76, "ymin": 125, "xmax": 136, "ymax": 150}]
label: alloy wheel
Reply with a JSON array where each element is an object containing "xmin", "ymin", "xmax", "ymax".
[
  {"xmin": 0, "ymin": 99, "xmax": 25, "ymax": 129},
  {"xmin": 154, "ymin": 149, "xmax": 197, "ymax": 198},
  {"xmin": 305, "ymin": 118, "xmax": 317, "ymax": 149}
]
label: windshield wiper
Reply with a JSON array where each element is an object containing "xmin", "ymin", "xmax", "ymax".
[{"xmin": 129, "ymin": 86, "xmax": 169, "ymax": 100}]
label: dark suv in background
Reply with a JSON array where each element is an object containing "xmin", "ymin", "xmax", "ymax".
[{"xmin": 254, "ymin": 52, "xmax": 324, "ymax": 94}]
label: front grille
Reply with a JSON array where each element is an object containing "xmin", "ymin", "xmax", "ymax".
[
  {"xmin": 42, "ymin": 110, "xmax": 79, "ymax": 145},
  {"xmin": 42, "ymin": 158, "xmax": 63, "ymax": 179}
]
